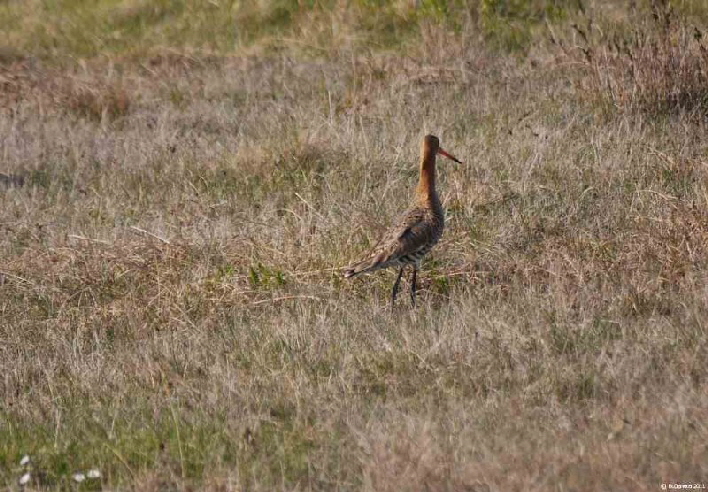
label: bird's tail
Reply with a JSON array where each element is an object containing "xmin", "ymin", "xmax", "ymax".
[{"xmin": 343, "ymin": 251, "xmax": 389, "ymax": 278}]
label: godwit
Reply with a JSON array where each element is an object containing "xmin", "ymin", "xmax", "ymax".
[{"xmin": 344, "ymin": 135, "xmax": 462, "ymax": 306}]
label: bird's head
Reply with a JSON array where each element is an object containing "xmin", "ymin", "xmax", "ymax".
[{"xmin": 422, "ymin": 134, "xmax": 462, "ymax": 164}]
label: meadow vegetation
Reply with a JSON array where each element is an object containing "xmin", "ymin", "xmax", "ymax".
[{"xmin": 1, "ymin": 0, "xmax": 707, "ymax": 490}]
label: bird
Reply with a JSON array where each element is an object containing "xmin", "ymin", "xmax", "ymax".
[{"xmin": 344, "ymin": 134, "xmax": 462, "ymax": 306}]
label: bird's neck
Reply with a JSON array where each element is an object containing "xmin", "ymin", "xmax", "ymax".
[{"xmin": 415, "ymin": 155, "xmax": 439, "ymax": 205}]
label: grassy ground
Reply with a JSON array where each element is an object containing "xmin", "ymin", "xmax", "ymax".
[{"xmin": 1, "ymin": 0, "xmax": 707, "ymax": 490}]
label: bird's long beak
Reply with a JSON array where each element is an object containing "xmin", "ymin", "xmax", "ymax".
[{"xmin": 438, "ymin": 148, "xmax": 462, "ymax": 164}]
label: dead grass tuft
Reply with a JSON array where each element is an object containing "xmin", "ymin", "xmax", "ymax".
[
  {"xmin": 558, "ymin": 1, "xmax": 708, "ymax": 116},
  {"xmin": 62, "ymin": 79, "xmax": 132, "ymax": 123}
]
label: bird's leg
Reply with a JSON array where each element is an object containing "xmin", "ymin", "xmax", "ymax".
[
  {"xmin": 410, "ymin": 264, "xmax": 418, "ymax": 307},
  {"xmin": 391, "ymin": 266, "xmax": 404, "ymax": 307}
]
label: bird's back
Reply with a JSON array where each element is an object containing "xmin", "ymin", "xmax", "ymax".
[{"xmin": 344, "ymin": 198, "xmax": 444, "ymax": 277}]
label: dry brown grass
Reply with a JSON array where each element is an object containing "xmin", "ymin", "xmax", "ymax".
[
  {"xmin": 1, "ymin": 1, "xmax": 707, "ymax": 490},
  {"xmin": 555, "ymin": 0, "xmax": 708, "ymax": 117}
]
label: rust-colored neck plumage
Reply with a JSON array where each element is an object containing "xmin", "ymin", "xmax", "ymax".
[
  {"xmin": 416, "ymin": 153, "xmax": 437, "ymax": 199},
  {"xmin": 415, "ymin": 143, "xmax": 439, "ymax": 205}
]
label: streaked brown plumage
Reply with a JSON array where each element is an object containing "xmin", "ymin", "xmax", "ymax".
[{"xmin": 344, "ymin": 135, "xmax": 462, "ymax": 306}]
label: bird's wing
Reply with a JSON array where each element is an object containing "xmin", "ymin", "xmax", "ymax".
[
  {"xmin": 383, "ymin": 207, "xmax": 431, "ymax": 257},
  {"xmin": 344, "ymin": 207, "xmax": 430, "ymax": 277}
]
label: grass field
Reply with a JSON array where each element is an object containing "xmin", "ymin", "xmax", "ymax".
[{"xmin": 1, "ymin": 0, "xmax": 707, "ymax": 490}]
